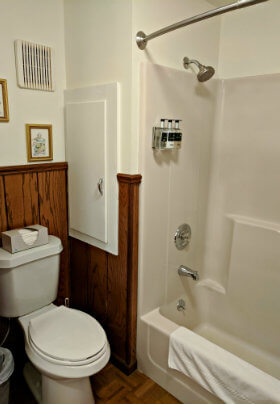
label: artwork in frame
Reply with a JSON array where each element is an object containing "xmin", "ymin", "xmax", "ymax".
[
  {"xmin": 0, "ymin": 79, "xmax": 9, "ymax": 122},
  {"xmin": 26, "ymin": 124, "xmax": 53, "ymax": 162}
]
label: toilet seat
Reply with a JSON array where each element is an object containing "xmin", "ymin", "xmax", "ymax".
[{"xmin": 28, "ymin": 306, "xmax": 107, "ymax": 366}]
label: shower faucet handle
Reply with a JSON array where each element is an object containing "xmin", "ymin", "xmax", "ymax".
[{"xmin": 174, "ymin": 223, "xmax": 191, "ymax": 250}]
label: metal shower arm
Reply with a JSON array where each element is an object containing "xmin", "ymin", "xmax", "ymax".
[{"xmin": 136, "ymin": 0, "xmax": 269, "ymax": 50}]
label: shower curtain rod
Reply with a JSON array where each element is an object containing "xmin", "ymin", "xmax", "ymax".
[{"xmin": 136, "ymin": 0, "xmax": 269, "ymax": 50}]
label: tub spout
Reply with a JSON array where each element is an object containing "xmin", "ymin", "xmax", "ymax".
[{"xmin": 178, "ymin": 265, "xmax": 199, "ymax": 281}]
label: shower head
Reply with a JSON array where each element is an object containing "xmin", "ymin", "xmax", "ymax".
[{"xmin": 183, "ymin": 57, "xmax": 215, "ymax": 82}]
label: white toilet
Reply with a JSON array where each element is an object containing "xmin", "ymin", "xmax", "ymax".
[{"xmin": 0, "ymin": 236, "xmax": 110, "ymax": 404}]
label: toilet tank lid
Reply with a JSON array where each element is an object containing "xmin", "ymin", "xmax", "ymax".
[{"xmin": 0, "ymin": 236, "xmax": 63, "ymax": 269}]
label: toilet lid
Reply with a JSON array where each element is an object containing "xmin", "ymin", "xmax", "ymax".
[{"xmin": 28, "ymin": 306, "xmax": 106, "ymax": 362}]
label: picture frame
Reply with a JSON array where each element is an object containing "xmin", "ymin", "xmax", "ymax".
[
  {"xmin": 26, "ymin": 124, "xmax": 53, "ymax": 162},
  {"xmin": 0, "ymin": 79, "xmax": 9, "ymax": 122}
]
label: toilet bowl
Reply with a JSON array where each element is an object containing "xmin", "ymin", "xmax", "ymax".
[{"xmin": 19, "ymin": 304, "xmax": 110, "ymax": 404}]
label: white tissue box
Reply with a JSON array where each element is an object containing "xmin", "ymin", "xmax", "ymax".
[{"xmin": 1, "ymin": 225, "xmax": 48, "ymax": 253}]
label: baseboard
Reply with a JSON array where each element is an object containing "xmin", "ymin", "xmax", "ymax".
[{"xmin": 111, "ymin": 354, "xmax": 137, "ymax": 375}]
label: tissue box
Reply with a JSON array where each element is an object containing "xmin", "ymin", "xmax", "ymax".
[{"xmin": 1, "ymin": 225, "xmax": 48, "ymax": 253}]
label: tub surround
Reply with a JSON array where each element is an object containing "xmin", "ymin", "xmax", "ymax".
[{"xmin": 138, "ymin": 63, "xmax": 280, "ymax": 402}]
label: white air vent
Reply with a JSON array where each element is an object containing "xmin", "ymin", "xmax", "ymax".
[{"xmin": 14, "ymin": 40, "xmax": 55, "ymax": 91}]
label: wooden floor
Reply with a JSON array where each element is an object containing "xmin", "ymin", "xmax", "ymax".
[
  {"xmin": 10, "ymin": 362, "xmax": 181, "ymax": 404},
  {"xmin": 92, "ymin": 364, "xmax": 181, "ymax": 403}
]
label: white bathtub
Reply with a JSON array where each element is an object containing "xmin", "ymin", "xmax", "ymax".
[{"xmin": 137, "ymin": 296, "xmax": 280, "ymax": 404}]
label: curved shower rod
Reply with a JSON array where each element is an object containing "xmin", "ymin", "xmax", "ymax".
[{"xmin": 136, "ymin": 0, "xmax": 269, "ymax": 50}]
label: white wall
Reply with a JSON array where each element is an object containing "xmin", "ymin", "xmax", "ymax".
[
  {"xmin": 64, "ymin": 0, "xmax": 132, "ymax": 173},
  {"xmin": 63, "ymin": 0, "xmax": 221, "ymax": 173},
  {"xmin": 218, "ymin": 0, "xmax": 280, "ymax": 78},
  {"xmin": 0, "ymin": 0, "xmax": 66, "ymax": 165},
  {"xmin": 1, "ymin": 0, "xmax": 278, "ymax": 168},
  {"xmin": 132, "ymin": 0, "xmax": 221, "ymax": 70}
]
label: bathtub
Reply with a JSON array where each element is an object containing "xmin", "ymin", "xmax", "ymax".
[{"xmin": 137, "ymin": 291, "xmax": 280, "ymax": 404}]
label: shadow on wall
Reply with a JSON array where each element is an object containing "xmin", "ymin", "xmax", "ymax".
[{"xmin": 153, "ymin": 149, "xmax": 179, "ymax": 166}]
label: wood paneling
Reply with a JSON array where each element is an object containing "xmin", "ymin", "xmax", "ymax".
[
  {"xmin": 70, "ymin": 237, "xmax": 89, "ymax": 312},
  {"xmin": 0, "ymin": 162, "xmax": 67, "ymax": 174},
  {"xmin": 107, "ymin": 175, "xmax": 142, "ymax": 372},
  {"xmin": 38, "ymin": 170, "xmax": 70, "ymax": 300},
  {"xmin": 71, "ymin": 174, "xmax": 142, "ymax": 374},
  {"xmin": 126, "ymin": 177, "xmax": 141, "ymax": 367},
  {"xmin": 70, "ymin": 238, "xmax": 107, "ymax": 323},
  {"xmin": 88, "ymin": 246, "xmax": 108, "ymax": 325},
  {"xmin": 4, "ymin": 173, "xmax": 39, "ymax": 228},
  {"xmin": 0, "ymin": 177, "xmax": 7, "ymax": 236},
  {"xmin": 0, "ymin": 162, "xmax": 70, "ymax": 302},
  {"xmin": 107, "ymin": 180, "xmax": 129, "ymax": 362},
  {"xmin": 0, "ymin": 164, "xmax": 141, "ymax": 375}
]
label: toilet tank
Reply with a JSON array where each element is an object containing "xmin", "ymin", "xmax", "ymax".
[{"xmin": 0, "ymin": 236, "xmax": 63, "ymax": 317}]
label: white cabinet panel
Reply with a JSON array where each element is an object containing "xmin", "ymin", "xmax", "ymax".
[
  {"xmin": 65, "ymin": 83, "xmax": 119, "ymax": 254},
  {"xmin": 66, "ymin": 101, "xmax": 107, "ymax": 243}
]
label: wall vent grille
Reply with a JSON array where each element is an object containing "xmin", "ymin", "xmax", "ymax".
[{"xmin": 14, "ymin": 40, "xmax": 55, "ymax": 92}]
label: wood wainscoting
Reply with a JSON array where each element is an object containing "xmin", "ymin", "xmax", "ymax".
[
  {"xmin": 0, "ymin": 162, "xmax": 70, "ymax": 303},
  {"xmin": 70, "ymin": 174, "xmax": 142, "ymax": 374},
  {"xmin": 0, "ymin": 164, "xmax": 141, "ymax": 375}
]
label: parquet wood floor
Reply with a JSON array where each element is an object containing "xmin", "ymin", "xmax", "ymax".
[
  {"xmin": 91, "ymin": 363, "xmax": 181, "ymax": 404},
  {"xmin": 10, "ymin": 361, "xmax": 181, "ymax": 403}
]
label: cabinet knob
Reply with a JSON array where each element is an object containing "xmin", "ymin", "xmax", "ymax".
[{"xmin": 98, "ymin": 178, "xmax": 104, "ymax": 196}]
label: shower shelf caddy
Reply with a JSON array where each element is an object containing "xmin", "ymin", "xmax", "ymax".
[{"xmin": 152, "ymin": 119, "xmax": 182, "ymax": 150}]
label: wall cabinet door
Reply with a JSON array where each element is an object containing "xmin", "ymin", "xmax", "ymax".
[
  {"xmin": 66, "ymin": 100, "xmax": 107, "ymax": 243},
  {"xmin": 65, "ymin": 83, "xmax": 119, "ymax": 254}
]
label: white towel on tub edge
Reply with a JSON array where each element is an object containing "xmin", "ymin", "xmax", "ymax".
[{"xmin": 168, "ymin": 326, "xmax": 280, "ymax": 404}]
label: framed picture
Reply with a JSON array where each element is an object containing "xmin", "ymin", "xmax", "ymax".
[
  {"xmin": 26, "ymin": 124, "xmax": 53, "ymax": 162},
  {"xmin": 0, "ymin": 79, "xmax": 9, "ymax": 122}
]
